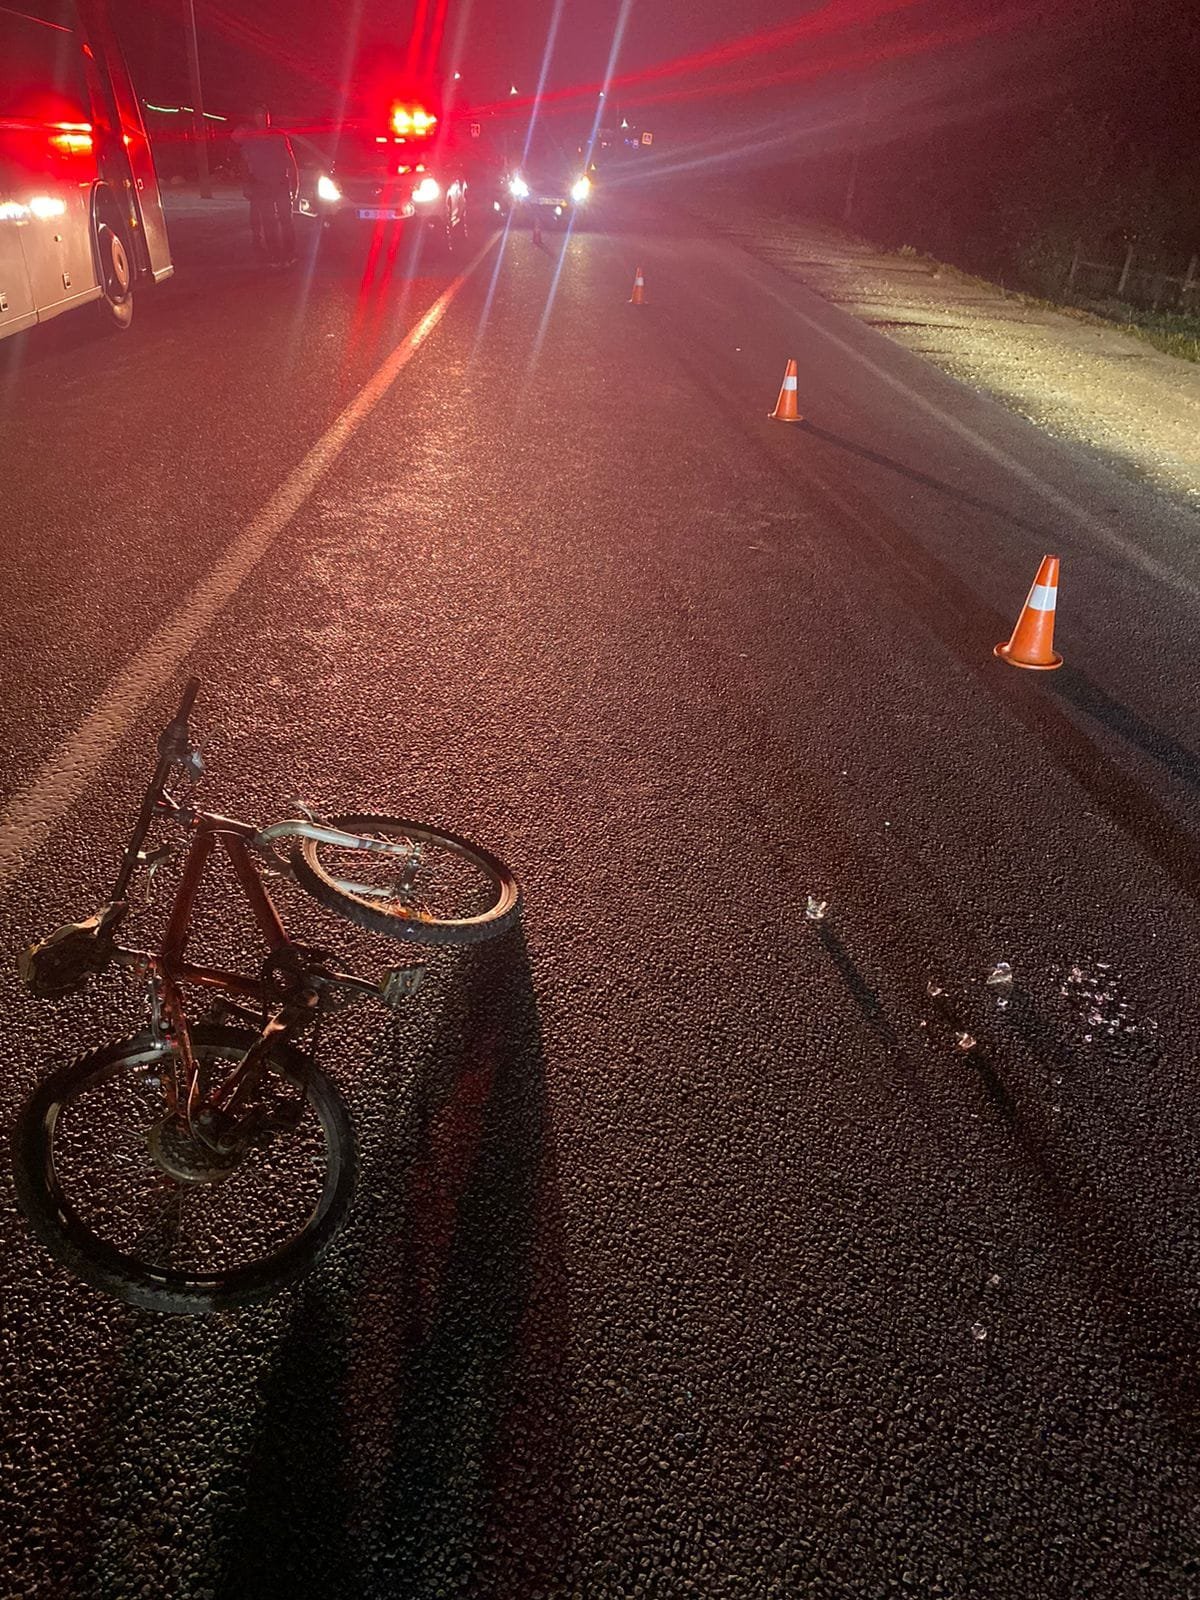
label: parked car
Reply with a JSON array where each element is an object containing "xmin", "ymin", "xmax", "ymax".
[
  {"xmin": 494, "ymin": 129, "xmax": 598, "ymax": 227},
  {"xmin": 294, "ymin": 103, "xmax": 469, "ymax": 251}
]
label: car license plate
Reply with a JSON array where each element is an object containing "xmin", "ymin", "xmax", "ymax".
[
  {"xmin": 538, "ymin": 198, "xmax": 567, "ymax": 207},
  {"xmin": 357, "ymin": 207, "xmax": 408, "ymax": 221}
]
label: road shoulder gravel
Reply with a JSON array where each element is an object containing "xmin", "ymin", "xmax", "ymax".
[{"xmin": 694, "ymin": 194, "xmax": 1200, "ymax": 513}]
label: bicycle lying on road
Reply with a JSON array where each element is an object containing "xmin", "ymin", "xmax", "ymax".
[{"xmin": 12, "ymin": 679, "xmax": 520, "ymax": 1315}]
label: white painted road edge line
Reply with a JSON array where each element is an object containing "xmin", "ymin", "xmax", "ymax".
[
  {"xmin": 0, "ymin": 236, "xmax": 498, "ymax": 893},
  {"xmin": 742, "ymin": 253, "xmax": 1200, "ymax": 609}
]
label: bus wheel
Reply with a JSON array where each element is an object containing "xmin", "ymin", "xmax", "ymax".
[{"xmin": 95, "ymin": 222, "xmax": 134, "ymax": 330}]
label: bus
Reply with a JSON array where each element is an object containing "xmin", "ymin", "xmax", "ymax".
[{"xmin": 0, "ymin": 0, "xmax": 171, "ymax": 341}]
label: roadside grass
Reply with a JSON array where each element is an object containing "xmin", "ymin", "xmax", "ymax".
[
  {"xmin": 1110, "ymin": 311, "xmax": 1200, "ymax": 364},
  {"xmin": 706, "ymin": 192, "xmax": 1200, "ymax": 367}
]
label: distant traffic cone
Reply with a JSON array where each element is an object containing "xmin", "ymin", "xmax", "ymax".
[
  {"xmin": 994, "ymin": 555, "xmax": 1064, "ymax": 670},
  {"xmin": 629, "ymin": 266, "xmax": 646, "ymax": 305},
  {"xmin": 769, "ymin": 359, "xmax": 802, "ymax": 423}
]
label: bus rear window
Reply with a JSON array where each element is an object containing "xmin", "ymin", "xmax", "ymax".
[{"xmin": 0, "ymin": 3, "xmax": 89, "ymax": 127}]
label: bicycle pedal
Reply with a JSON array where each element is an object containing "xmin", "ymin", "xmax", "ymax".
[{"xmin": 380, "ymin": 966, "xmax": 426, "ymax": 1007}]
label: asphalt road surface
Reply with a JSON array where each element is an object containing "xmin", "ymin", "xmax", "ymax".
[{"xmin": 2, "ymin": 187, "xmax": 1198, "ymax": 1599}]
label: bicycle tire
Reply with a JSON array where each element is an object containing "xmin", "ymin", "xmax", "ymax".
[
  {"xmin": 291, "ymin": 814, "xmax": 520, "ymax": 946},
  {"xmin": 12, "ymin": 1025, "xmax": 356, "ymax": 1315}
]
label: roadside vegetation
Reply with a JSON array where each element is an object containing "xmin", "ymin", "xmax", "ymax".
[
  {"xmin": 759, "ymin": 1, "xmax": 1200, "ymax": 366},
  {"xmin": 1106, "ymin": 311, "xmax": 1200, "ymax": 366},
  {"xmin": 885, "ymin": 246, "xmax": 1200, "ymax": 366}
]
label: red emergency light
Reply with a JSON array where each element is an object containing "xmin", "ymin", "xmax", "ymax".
[
  {"xmin": 390, "ymin": 104, "xmax": 437, "ymax": 137},
  {"xmin": 49, "ymin": 122, "xmax": 94, "ymax": 154}
]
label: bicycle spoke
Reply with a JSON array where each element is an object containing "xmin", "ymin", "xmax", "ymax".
[
  {"xmin": 46, "ymin": 1042, "xmax": 337, "ymax": 1280},
  {"xmin": 290, "ymin": 813, "xmax": 518, "ymax": 945},
  {"xmin": 316, "ymin": 831, "xmax": 495, "ymax": 921},
  {"xmin": 129, "ymin": 1178, "xmax": 184, "ymax": 1259}
]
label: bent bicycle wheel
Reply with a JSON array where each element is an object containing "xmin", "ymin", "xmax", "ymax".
[
  {"xmin": 291, "ymin": 814, "xmax": 520, "ymax": 945},
  {"xmin": 12, "ymin": 1025, "xmax": 356, "ymax": 1315}
]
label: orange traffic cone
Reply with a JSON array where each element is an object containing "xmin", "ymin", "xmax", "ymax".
[
  {"xmin": 769, "ymin": 359, "xmax": 802, "ymax": 423},
  {"xmin": 994, "ymin": 555, "xmax": 1064, "ymax": 670},
  {"xmin": 630, "ymin": 266, "xmax": 646, "ymax": 305}
]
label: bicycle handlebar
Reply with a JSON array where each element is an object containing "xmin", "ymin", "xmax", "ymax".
[
  {"xmin": 157, "ymin": 677, "xmax": 201, "ymax": 762},
  {"xmin": 110, "ymin": 678, "xmax": 203, "ymax": 903},
  {"xmin": 176, "ymin": 677, "xmax": 201, "ymax": 723}
]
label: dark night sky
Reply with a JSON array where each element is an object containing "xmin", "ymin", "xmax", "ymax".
[
  {"xmin": 116, "ymin": 0, "xmax": 1198, "ymax": 195},
  {"xmin": 119, "ymin": 0, "xmax": 1065, "ymax": 128}
]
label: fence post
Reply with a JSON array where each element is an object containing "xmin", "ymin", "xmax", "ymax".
[
  {"xmin": 1067, "ymin": 240, "xmax": 1081, "ymax": 290},
  {"xmin": 1184, "ymin": 255, "xmax": 1198, "ymax": 298},
  {"xmin": 1116, "ymin": 242, "xmax": 1134, "ymax": 297}
]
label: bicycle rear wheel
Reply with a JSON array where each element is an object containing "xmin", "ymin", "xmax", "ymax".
[
  {"xmin": 12, "ymin": 1025, "xmax": 356, "ymax": 1315},
  {"xmin": 291, "ymin": 814, "xmax": 520, "ymax": 945}
]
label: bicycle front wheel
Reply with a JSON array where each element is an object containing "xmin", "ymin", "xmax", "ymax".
[
  {"xmin": 12, "ymin": 1025, "xmax": 356, "ymax": 1315},
  {"xmin": 291, "ymin": 814, "xmax": 520, "ymax": 945}
]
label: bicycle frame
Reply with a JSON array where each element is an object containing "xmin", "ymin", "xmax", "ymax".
[
  {"xmin": 118, "ymin": 811, "xmax": 290, "ymax": 1003},
  {"xmin": 108, "ymin": 802, "xmax": 323, "ymax": 1132},
  {"xmin": 103, "ymin": 678, "xmax": 378, "ymax": 1010},
  {"xmin": 95, "ymin": 683, "xmax": 381, "ymax": 1131},
  {"xmin": 12, "ymin": 673, "xmax": 515, "ymax": 1315},
  {"xmin": 20, "ymin": 677, "xmax": 426, "ymax": 1134},
  {"xmin": 103, "ymin": 679, "xmax": 298, "ymax": 1012}
]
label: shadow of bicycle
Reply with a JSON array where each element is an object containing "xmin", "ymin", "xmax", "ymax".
[{"xmin": 214, "ymin": 930, "xmax": 573, "ymax": 1598}]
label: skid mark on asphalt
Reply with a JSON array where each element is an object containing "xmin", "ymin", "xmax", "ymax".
[{"xmin": 0, "ymin": 239, "xmax": 498, "ymax": 893}]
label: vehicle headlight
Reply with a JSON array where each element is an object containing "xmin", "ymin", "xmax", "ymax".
[
  {"xmin": 316, "ymin": 174, "xmax": 341, "ymax": 202},
  {"xmin": 570, "ymin": 176, "xmax": 591, "ymax": 203},
  {"xmin": 412, "ymin": 176, "xmax": 441, "ymax": 204},
  {"xmin": 508, "ymin": 175, "xmax": 530, "ymax": 199}
]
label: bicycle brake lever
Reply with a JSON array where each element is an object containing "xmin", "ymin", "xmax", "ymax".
[
  {"xmin": 138, "ymin": 841, "xmax": 177, "ymax": 879},
  {"xmin": 156, "ymin": 714, "xmax": 204, "ymax": 783},
  {"xmin": 179, "ymin": 746, "xmax": 205, "ymax": 782}
]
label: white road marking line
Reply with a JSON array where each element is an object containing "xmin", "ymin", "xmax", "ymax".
[{"xmin": 0, "ymin": 238, "xmax": 497, "ymax": 892}]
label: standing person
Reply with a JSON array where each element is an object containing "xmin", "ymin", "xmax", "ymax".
[
  {"xmin": 233, "ymin": 104, "xmax": 298, "ymax": 265},
  {"xmin": 243, "ymin": 172, "xmax": 265, "ymax": 257}
]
